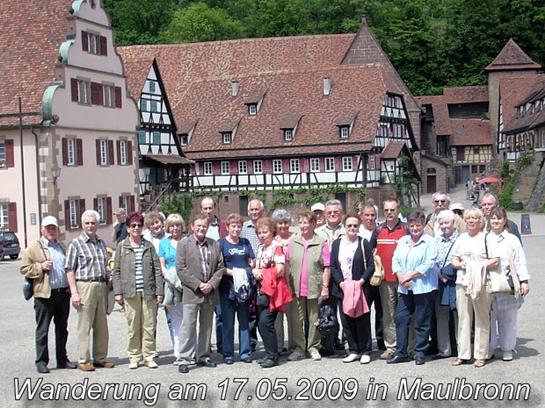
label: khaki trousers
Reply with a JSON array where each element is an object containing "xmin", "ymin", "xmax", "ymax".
[
  {"xmin": 379, "ymin": 281, "xmax": 398, "ymax": 352},
  {"xmin": 124, "ymin": 292, "xmax": 158, "ymax": 363},
  {"xmin": 456, "ymin": 284, "xmax": 491, "ymax": 360},
  {"xmin": 289, "ymin": 296, "xmax": 320, "ymax": 354},
  {"xmin": 76, "ymin": 281, "xmax": 109, "ymax": 363}
]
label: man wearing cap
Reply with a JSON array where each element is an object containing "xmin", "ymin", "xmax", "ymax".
[
  {"xmin": 20, "ymin": 216, "xmax": 76, "ymax": 373},
  {"xmin": 424, "ymin": 192, "xmax": 466, "ymax": 237},
  {"xmin": 66, "ymin": 210, "xmax": 113, "ymax": 371},
  {"xmin": 311, "ymin": 203, "xmax": 326, "ymax": 227},
  {"xmin": 113, "ymin": 208, "xmax": 128, "ymax": 244}
]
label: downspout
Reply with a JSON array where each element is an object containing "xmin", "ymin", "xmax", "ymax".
[
  {"xmin": 18, "ymin": 98, "xmax": 28, "ymax": 248},
  {"xmin": 31, "ymin": 126, "xmax": 43, "ymax": 223}
]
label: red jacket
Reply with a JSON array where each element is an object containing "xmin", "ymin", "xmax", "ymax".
[
  {"xmin": 260, "ymin": 266, "xmax": 293, "ymax": 312},
  {"xmin": 373, "ymin": 221, "xmax": 408, "ymax": 282}
]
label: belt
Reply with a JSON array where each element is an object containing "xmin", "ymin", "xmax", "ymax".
[
  {"xmin": 76, "ymin": 277, "xmax": 107, "ymax": 283},
  {"xmin": 50, "ymin": 287, "xmax": 69, "ymax": 293}
]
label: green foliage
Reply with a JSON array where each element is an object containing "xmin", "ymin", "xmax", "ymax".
[
  {"xmin": 161, "ymin": 193, "xmax": 193, "ymax": 226},
  {"xmin": 498, "ymin": 152, "xmax": 534, "ymax": 209}
]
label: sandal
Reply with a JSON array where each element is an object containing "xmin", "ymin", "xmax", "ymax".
[
  {"xmin": 474, "ymin": 359, "xmax": 486, "ymax": 368},
  {"xmin": 452, "ymin": 358, "xmax": 466, "ymax": 366}
]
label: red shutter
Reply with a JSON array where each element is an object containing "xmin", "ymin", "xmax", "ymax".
[
  {"xmin": 5, "ymin": 139, "xmax": 14, "ymax": 167},
  {"xmin": 100, "ymin": 36, "xmax": 107, "ymax": 56},
  {"xmin": 62, "ymin": 138, "xmax": 68, "ymax": 166},
  {"xmin": 76, "ymin": 139, "xmax": 83, "ymax": 166},
  {"xmin": 127, "ymin": 140, "xmax": 133, "ymax": 165},
  {"xmin": 96, "ymin": 139, "xmax": 101, "ymax": 165},
  {"xmin": 93, "ymin": 198, "xmax": 98, "ymax": 212},
  {"xmin": 129, "ymin": 195, "xmax": 136, "ymax": 213},
  {"xmin": 91, "ymin": 82, "xmax": 103, "ymax": 105},
  {"xmin": 71, "ymin": 79, "xmax": 78, "ymax": 102},
  {"xmin": 64, "ymin": 200, "xmax": 70, "ymax": 231},
  {"xmin": 82, "ymin": 31, "xmax": 88, "ymax": 51},
  {"xmin": 108, "ymin": 140, "xmax": 114, "ymax": 165},
  {"xmin": 8, "ymin": 203, "xmax": 17, "ymax": 232},
  {"xmin": 116, "ymin": 140, "xmax": 121, "ymax": 165},
  {"xmin": 119, "ymin": 196, "xmax": 123, "ymax": 209},
  {"xmin": 115, "ymin": 87, "xmax": 122, "ymax": 108},
  {"xmin": 106, "ymin": 197, "xmax": 112, "ymax": 225},
  {"xmin": 79, "ymin": 199, "xmax": 86, "ymax": 228}
]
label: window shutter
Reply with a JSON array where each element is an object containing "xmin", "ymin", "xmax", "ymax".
[
  {"xmin": 93, "ymin": 198, "xmax": 98, "ymax": 212},
  {"xmin": 71, "ymin": 79, "xmax": 78, "ymax": 102},
  {"xmin": 5, "ymin": 139, "xmax": 14, "ymax": 167},
  {"xmin": 116, "ymin": 140, "xmax": 121, "ymax": 164},
  {"xmin": 76, "ymin": 139, "xmax": 83, "ymax": 166},
  {"xmin": 79, "ymin": 199, "xmax": 86, "ymax": 227},
  {"xmin": 100, "ymin": 36, "xmax": 107, "ymax": 56},
  {"xmin": 106, "ymin": 197, "xmax": 112, "ymax": 225},
  {"xmin": 108, "ymin": 140, "xmax": 114, "ymax": 165},
  {"xmin": 82, "ymin": 31, "xmax": 88, "ymax": 51},
  {"xmin": 64, "ymin": 200, "xmax": 70, "ymax": 231},
  {"xmin": 91, "ymin": 82, "xmax": 103, "ymax": 105},
  {"xmin": 119, "ymin": 196, "xmax": 123, "ymax": 209},
  {"xmin": 129, "ymin": 195, "xmax": 135, "ymax": 213},
  {"xmin": 127, "ymin": 140, "xmax": 133, "ymax": 165},
  {"xmin": 115, "ymin": 87, "xmax": 122, "ymax": 108},
  {"xmin": 8, "ymin": 203, "xmax": 17, "ymax": 232},
  {"xmin": 96, "ymin": 139, "xmax": 101, "ymax": 165},
  {"xmin": 62, "ymin": 138, "xmax": 68, "ymax": 166}
]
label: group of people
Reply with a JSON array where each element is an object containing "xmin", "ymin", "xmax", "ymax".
[{"xmin": 21, "ymin": 190, "xmax": 530, "ymax": 374}]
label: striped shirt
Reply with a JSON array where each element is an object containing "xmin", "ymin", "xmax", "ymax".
[
  {"xmin": 133, "ymin": 243, "xmax": 145, "ymax": 292},
  {"xmin": 41, "ymin": 237, "xmax": 67, "ymax": 289},
  {"xmin": 197, "ymin": 239, "xmax": 211, "ymax": 281},
  {"xmin": 65, "ymin": 232, "xmax": 108, "ymax": 280}
]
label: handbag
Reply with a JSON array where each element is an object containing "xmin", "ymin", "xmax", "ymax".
[
  {"xmin": 370, "ymin": 249, "xmax": 384, "ymax": 287},
  {"xmin": 23, "ymin": 277, "xmax": 33, "ymax": 301},
  {"xmin": 484, "ymin": 233, "xmax": 512, "ymax": 294}
]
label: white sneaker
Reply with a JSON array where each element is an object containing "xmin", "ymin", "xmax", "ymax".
[
  {"xmin": 310, "ymin": 350, "xmax": 322, "ymax": 361},
  {"xmin": 360, "ymin": 354, "xmax": 371, "ymax": 364},
  {"xmin": 129, "ymin": 361, "xmax": 139, "ymax": 369},
  {"xmin": 502, "ymin": 350, "xmax": 513, "ymax": 361},
  {"xmin": 343, "ymin": 353, "xmax": 360, "ymax": 363},
  {"xmin": 144, "ymin": 360, "xmax": 158, "ymax": 369},
  {"xmin": 288, "ymin": 351, "xmax": 305, "ymax": 361},
  {"xmin": 173, "ymin": 358, "xmax": 181, "ymax": 366}
]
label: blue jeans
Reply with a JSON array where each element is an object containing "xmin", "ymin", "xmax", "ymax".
[
  {"xmin": 394, "ymin": 291, "xmax": 435, "ymax": 358},
  {"xmin": 220, "ymin": 291, "xmax": 251, "ymax": 360}
]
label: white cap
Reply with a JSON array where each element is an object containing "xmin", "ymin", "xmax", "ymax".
[
  {"xmin": 41, "ymin": 216, "xmax": 58, "ymax": 228},
  {"xmin": 450, "ymin": 202, "xmax": 464, "ymax": 212},
  {"xmin": 311, "ymin": 203, "xmax": 325, "ymax": 212}
]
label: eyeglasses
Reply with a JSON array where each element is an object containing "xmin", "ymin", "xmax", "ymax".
[
  {"xmin": 130, "ymin": 223, "xmax": 142, "ymax": 228},
  {"xmin": 346, "ymin": 224, "xmax": 359, "ymax": 228},
  {"xmin": 326, "ymin": 210, "xmax": 340, "ymax": 215},
  {"xmin": 384, "ymin": 209, "xmax": 396, "ymax": 213},
  {"xmin": 434, "ymin": 199, "xmax": 447, "ymax": 204}
]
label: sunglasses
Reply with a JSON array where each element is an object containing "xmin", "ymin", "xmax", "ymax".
[
  {"xmin": 434, "ymin": 199, "xmax": 447, "ymax": 203},
  {"xmin": 345, "ymin": 224, "xmax": 359, "ymax": 228},
  {"xmin": 130, "ymin": 223, "xmax": 142, "ymax": 228},
  {"xmin": 384, "ymin": 209, "xmax": 396, "ymax": 213}
]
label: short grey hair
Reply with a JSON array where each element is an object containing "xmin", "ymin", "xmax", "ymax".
[
  {"xmin": 81, "ymin": 209, "xmax": 100, "ymax": 224},
  {"xmin": 271, "ymin": 208, "xmax": 292, "ymax": 223},
  {"xmin": 325, "ymin": 199, "xmax": 343, "ymax": 210},
  {"xmin": 432, "ymin": 191, "xmax": 450, "ymax": 202},
  {"xmin": 247, "ymin": 199, "xmax": 264, "ymax": 211},
  {"xmin": 436, "ymin": 209, "xmax": 455, "ymax": 223}
]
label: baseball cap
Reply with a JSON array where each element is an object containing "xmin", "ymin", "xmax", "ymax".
[
  {"xmin": 41, "ymin": 216, "xmax": 58, "ymax": 228},
  {"xmin": 311, "ymin": 203, "xmax": 325, "ymax": 212},
  {"xmin": 450, "ymin": 202, "xmax": 464, "ymax": 212}
]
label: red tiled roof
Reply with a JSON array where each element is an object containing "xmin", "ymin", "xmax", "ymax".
[
  {"xmin": 143, "ymin": 154, "xmax": 194, "ymax": 165},
  {"xmin": 499, "ymin": 75, "xmax": 545, "ymax": 128},
  {"xmin": 442, "ymin": 86, "xmax": 488, "ymax": 103},
  {"xmin": 450, "ymin": 119, "xmax": 491, "ymax": 146},
  {"xmin": 175, "ymin": 65, "xmax": 388, "ymax": 160},
  {"xmin": 122, "ymin": 57, "xmax": 154, "ymax": 102},
  {"xmin": 501, "ymin": 76, "xmax": 545, "ymax": 134},
  {"xmin": 485, "ymin": 39, "xmax": 542, "ymax": 72},
  {"xmin": 0, "ymin": 0, "xmax": 73, "ymax": 126},
  {"xmin": 381, "ymin": 140, "xmax": 406, "ymax": 159}
]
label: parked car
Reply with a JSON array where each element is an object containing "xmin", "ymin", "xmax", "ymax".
[{"xmin": 0, "ymin": 231, "xmax": 20, "ymax": 260}]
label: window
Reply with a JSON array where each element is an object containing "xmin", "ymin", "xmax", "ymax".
[
  {"xmin": 77, "ymin": 80, "xmax": 91, "ymax": 104},
  {"xmin": 86, "ymin": 32, "xmax": 100, "ymax": 55},
  {"xmin": 96, "ymin": 197, "xmax": 107, "ymax": 225},
  {"xmin": 310, "ymin": 158, "xmax": 320, "ymax": 172},
  {"xmin": 0, "ymin": 140, "xmax": 5, "ymax": 165},
  {"xmin": 283, "ymin": 129, "xmax": 293, "ymax": 141},
  {"xmin": 273, "ymin": 159, "xmax": 283, "ymax": 174},
  {"xmin": 222, "ymin": 132, "xmax": 232, "ymax": 144},
  {"xmin": 204, "ymin": 162, "xmax": 213, "ymax": 175},
  {"xmin": 150, "ymin": 100, "xmax": 159, "ymax": 113},
  {"xmin": 456, "ymin": 147, "xmax": 465, "ymax": 162},
  {"xmin": 99, "ymin": 140, "xmax": 108, "ymax": 166},
  {"xmin": 140, "ymin": 99, "xmax": 148, "ymax": 112},
  {"xmin": 138, "ymin": 131, "xmax": 146, "ymax": 144},
  {"xmin": 253, "ymin": 160, "xmax": 263, "ymax": 174},
  {"xmin": 69, "ymin": 199, "xmax": 79, "ymax": 228},
  {"xmin": 473, "ymin": 146, "xmax": 480, "ymax": 154},
  {"xmin": 342, "ymin": 156, "xmax": 353, "ymax": 171},
  {"xmin": 0, "ymin": 203, "xmax": 8, "ymax": 229},
  {"xmin": 248, "ymin": 104, "xmax": 257, "ymax": 116},
  {"xmin": 119, "ymin": 140, "xmax": 128, "ymax": 165},
  {"xmin": 238, "ymin": 160, "xmax": 248, "ymax": 174},
  {"xmin": 290, "ymin": 159, "xmax": 300, "ymax": 173},
  {"xmin": 180, "ymin": 134, "xmax": 188, "ymax": 146},
  {"xmin": 340, "ymin": 126, "xmax": 349, "ymax": 139},
  {"xmin": 221, "ymin": 161, "xmax": 230, "ymax": 175},
  {"xmin": 149, "ymin": 81, "xmax": 156, "ymax": 93},
  {"xmin": 67, "ymin": 139, "xmax": 76, "ymax": 166},
  {"xmin": 103, "ymin": 84, "xmax": 115, "ymax": 108},
  {"xmin": 325, "ymin": 157, "xmax": 335, "ymax": 172},
  {"xmin": 152, "ymin": 132, "xmax": 160, "ymax": 145}
]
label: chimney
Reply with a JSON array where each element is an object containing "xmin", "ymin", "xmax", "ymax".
[
  {"xmin": 323, "ymin": 77, "xmax": 331, "ymax": 96},
  {"xmin": 231, "ymin": 80, "xmax": 239, "ymax": 97}
]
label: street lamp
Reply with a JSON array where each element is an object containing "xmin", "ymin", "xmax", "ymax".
[{"xmin": 52, "ymin": 166, "xmax": 61, "ymax": 184}]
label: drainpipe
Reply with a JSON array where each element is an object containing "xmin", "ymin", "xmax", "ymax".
[
  {"xmin": 18, "ymin": 98, "xmax": 28, "ymax": 247},
  {"xmin": 31, "ymin": 126, "xmax": 43, "ymax": 223}
]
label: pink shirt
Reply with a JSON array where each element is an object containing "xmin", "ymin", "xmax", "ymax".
[{"xmin": 286, "ymin": 238, "xmax": 330, "ymax": 297}]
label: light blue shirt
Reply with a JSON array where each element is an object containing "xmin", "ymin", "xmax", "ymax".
[
  {"xmin": 41, "ymin": 237, "xmax": 67, "ymax": 289},
  {"xmin": 392, "ymin": 233, "xmax": 438, "ymax": 295}
]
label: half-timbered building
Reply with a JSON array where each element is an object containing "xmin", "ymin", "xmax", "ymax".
[{"xmin": 0, "ymin": 0, "xmax": 138, "ymax": 246}]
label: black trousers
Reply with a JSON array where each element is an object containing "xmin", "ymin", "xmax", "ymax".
[
  {"xmin": 257, "ymin": 305, "xmax": 278, "ymax": 361},
  {"xmin": 34, "ymin": 289, "xmax": 70, "ymax": 365},
  {"xmin": 339, "ymin": 310, "xmax": 371, "ymax": 354},
  {"xmin": 364, "ymin": 284, "xmax": 384, "ymax": 349}
]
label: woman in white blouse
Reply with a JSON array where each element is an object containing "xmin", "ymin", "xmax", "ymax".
[{"xmin": 487, "ymin": 207, "xmax": 530, "ymax": 361}]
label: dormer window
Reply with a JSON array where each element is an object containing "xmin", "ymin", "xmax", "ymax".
[
  {"xmin": 339, "ymin": 126, "xmax": 350, "ymax": 139},
  {"xmin": 180, "ymin": 134, "xmax": 188, "ymax": 146},
  {"xmin": 283, "ymin": 129, "xmax": 293, "ymax": 142},
  {"xmin": 248, "ymin": 104, "xmax": 257, "ymax": 116},
  {"xmin": 222, "ymin": 132, "xmax": 232, "ymax": 144}
]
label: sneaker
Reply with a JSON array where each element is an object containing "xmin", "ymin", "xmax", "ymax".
[
  {"xmin": 129, "ymin": 361, "xmax": 139, "ymax": 369},
  {"xmin": 502, "ymin": 350, "xmax": 513, "ymax": 361},
  {"xmin": 144, "ymin": 360, "xmax": 158, "ymax": 369},
  {"xmin": 310, "ymin": 350, "xmax": 322, "ymax": 361},
  {"xmin": 93, "ymin": 359, "xmax": 114, "ymax": 368},
  {"xmin": 343, "ymin": 353, "xmax": 360, "ymax": 363},
  {"xmin": 360, "ymin": 354, "xmax": 371, "ymax": 364},
  {"xmin": 379, "ymin": 349, "xmax": 395, "ymax": 360},
  {"xmin": 173, "ymin": 358, "xmax": 181, "ymax": 366},
  {"xmin": 287, "ymin": 351, "xmax": 305, "ymax": 361}
]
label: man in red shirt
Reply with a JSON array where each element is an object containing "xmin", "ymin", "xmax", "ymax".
[{"xmin": 371, "ymin": 199, "xmax": 408, "ymax": 360}]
